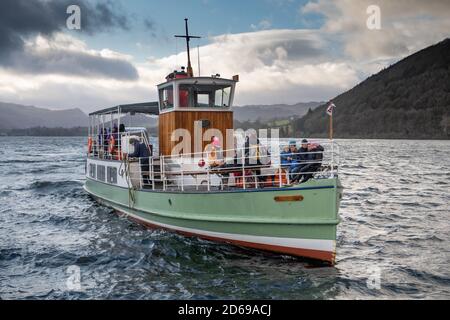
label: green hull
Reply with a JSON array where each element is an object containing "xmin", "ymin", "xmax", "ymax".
[{"xmin": 84, "ymin": 177, "xmax": 343, "ymax": 263}]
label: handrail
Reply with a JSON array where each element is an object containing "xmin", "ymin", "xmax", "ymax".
[{"xmin": 87, "ymin": 139, "xmax": 340, "ymax": 192}]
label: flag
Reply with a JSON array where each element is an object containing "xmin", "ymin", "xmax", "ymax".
[{"xmin": 326, "ymin": 102, "xmax": 336, "ymax": 116}]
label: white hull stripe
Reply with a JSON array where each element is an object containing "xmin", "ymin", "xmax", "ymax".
[{"xmin": 111, "ymin": 202, "xmax": 335, "ymax": 253}]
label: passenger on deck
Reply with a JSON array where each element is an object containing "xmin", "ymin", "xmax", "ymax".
[
  {"xmin": 280, "ymin": 140, "xmax": 299, "ymax": 166},
  {"xmin": 128, "ymin": 138, "xmax": 151, "ymax": 186},
  {"xmin": 102, "ymin": 128, "xmax": 109, "ymax": 155},
  {"xmin": 244, "ymin": 133, "xmax": 266, "ymax": 182},
  {"xmin": 206, "ymin": 136, "xmax": 224, "ymax": 168},
  {"xmin": 117, "ymin": 124, "xmax": 126, "ymax": 152},
  {"xmin": 231, "ymin": 136, "xmax": 242, "ymax": 165},
  {"xmin": 244, "ymin": 133, "xmax": 262, "ymax": 165},
  {"xmin": 289, "ymin": 139, "xmax": 309, "ymax": 178},
  {"xmin": 298, "ymin": 139, "xmax": 310, "ymax": 162},
  {"xmin": 291, "ymin": 142, "xmax": 324, "ymax": 183},
  {"xmin": 112, "ymin": 125, "xmax": 119, "ymax": 142},
  {"xmin": 97, "ymin": 130, "xmax": 103, "ymax": 156},
  {"xmin": 280, "ymin": 145, "xmax": 291, "ymax": 165}
]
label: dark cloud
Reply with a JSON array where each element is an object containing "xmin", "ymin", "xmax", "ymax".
[
  {"xmin": 143, "ymin": 18, "xmax": 158, "ymax": 38},
  {"xmin": 10, "ymin": 49, "xmax": 138, "ymax": 80},
  {"xmin": 143, "ymin": 17, "xmax": 170, "ymax": 42},
  {"xmin": 280, "ymin": 39, "xmax": 325, "ymax": 60},
  {"xmin": 143, "ymin": 18, "xmax": 156, "ymax": 30},
  {"xmin": 0, "ymin": 0, "xmax": 130, "ymax": 55},
  {"xmin": 86, "ymin": 1, "xmax": 130, "ymax": 33},
  {"xmin": 253, "ymin": 38, "xmax": 326, "ymax": 66},
  {"xmin": 0, "ymin": 0, "xmax": 139, "ymax": 80}
]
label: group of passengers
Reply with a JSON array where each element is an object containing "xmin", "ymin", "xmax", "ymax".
[
  {"xmin": 206, "ymin": 133, "xmax": 268, "ymax": 169},
  {"xmin": 96, "ymin": 124, "xmax": 126, "ymax": 154},
  {"xmin": 93, "ymin": 123, "xmax": 153, "ymax": 161},
  {"xmin": 206, "ymin": 135, "xmax": 323, "ymax": 185},
  {"xmin": 280, "ymin": 139, "xmax": 324, "ymax": 183},
  {"xmin": 93, "ymin": 123, "xmax": 151, "ymax": 183}
]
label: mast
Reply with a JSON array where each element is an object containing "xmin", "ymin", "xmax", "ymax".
[{"xmin": 175, "ymin": 18, "xmax": 201, "ymax": 77}]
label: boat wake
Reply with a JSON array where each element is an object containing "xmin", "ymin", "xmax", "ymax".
[{"xmin": 0, "ymin": 137, "xmax": 449, "ymax": 299}]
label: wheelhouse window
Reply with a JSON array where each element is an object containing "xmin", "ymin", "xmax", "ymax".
[
  {"xmin": 159, "ymin": 86, "xmax": 174, "ymax": 110},
  {"xmin": 179, "ymin": 84, "xmax": 231, "ymax": 108}
]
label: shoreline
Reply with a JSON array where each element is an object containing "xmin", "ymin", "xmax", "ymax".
[{"xmin": 1, "ymin": 135, "xmax": 449, "ymax": 141}]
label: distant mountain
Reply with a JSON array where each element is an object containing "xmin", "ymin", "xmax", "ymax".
[
  {"xmin": 0, "ymin": 102, "xmax": 88, "ymax": 130},
  {"xmin": 232, "ymin": 102, "xmax": 323, "ymax": 122},
  {"xmin": 113, "ymin": 114, "xmax": 158, "ymax": 128},
  {"xmin": 294, "ymin": 38, "xmax": 450, "ymax": 139},
  {"xmin": 0, "ymin": 100, "xmax": 322, "ymax": 132}
]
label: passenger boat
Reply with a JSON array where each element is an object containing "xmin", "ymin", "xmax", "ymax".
[{"xmin": 84, "ymin": 20, "xmax": 343, "ymax": 264}]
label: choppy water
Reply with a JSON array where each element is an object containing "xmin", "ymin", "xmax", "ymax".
[{"xmin": 0, "ymin": 137, "xmax": 449, "ymax": 299}]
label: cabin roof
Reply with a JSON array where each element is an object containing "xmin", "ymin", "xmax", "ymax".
[
  {"xmin": 89, "ymin": 102, "xmax": 159, "ymax": 116},
  {"xmin": 157, "ymin": 76, "xmax": 237, "ymax": 87}
]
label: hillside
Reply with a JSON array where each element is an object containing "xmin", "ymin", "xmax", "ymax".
[
  {"xmin": 294, "ymin": 38, "xmax": 450, "ymax": 139},
  {"xmin": 232, "ymin": 102, "xmax": 323, "ymax": 122},
  {"xmin": 0, "ymin": 102, "xmax": 88, "ymax": 130},
  {"xmin": 0, "ymin": 100, "xmax": 322, "ymax": 133}
]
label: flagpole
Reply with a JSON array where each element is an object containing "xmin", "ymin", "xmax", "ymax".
[
  {"xmin": 328, "ymin": 103, "xmax": 334, "ymax": 176},
  {"xmin": 329, "ymin": 112, "xmax": 333, "ymax": 140}
]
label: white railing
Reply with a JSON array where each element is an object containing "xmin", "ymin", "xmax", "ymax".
[
  {"xmin": 87, "ymin": 131, "xmax": 151, "ymax": 161},
  {"xmin": 120, "ymin": 140, "xmax": 340, "ymax": 192}
]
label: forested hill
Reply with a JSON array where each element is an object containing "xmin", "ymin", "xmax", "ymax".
[
  {"xmin": 294, "ymin": 38, "xmax": 450, "ymax": 139},
  {"xmin": 0, "ymin": 102, "xmax": 88, "ymax": 130}
]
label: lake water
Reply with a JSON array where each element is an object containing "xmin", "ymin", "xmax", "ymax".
[{"xmin": 0, "ymin": 137, "xmax": 449, "ymax": 299}]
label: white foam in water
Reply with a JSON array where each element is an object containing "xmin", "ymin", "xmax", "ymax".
[{"xmin": 0, "ymin": 136, "xmax": 449, "ymax": 299}]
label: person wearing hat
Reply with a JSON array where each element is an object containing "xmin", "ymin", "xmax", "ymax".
[
  {"xmin": 280, "ymin": 140, "xmax": 298, "ymax": 165},
  {"xmin": 128, "ymin": 137, "xmax": 151, "ymax": 186},
  {"xmin": 289, "ymin": 139, "xmax": 310, "ymax": 180},
  {"xmin": 291, "ymin": 141, "xmax": 324, "ymax": 183},
  {"xmin": 206, "ymin": 136, "xmax": 224, "ymax": 168}
]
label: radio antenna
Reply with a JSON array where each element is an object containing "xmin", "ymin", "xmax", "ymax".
[
  {"xmin": 175, "ymin": 18, "xmax": 201, "ymax": 77},
  {"xmin": 197, "ymin": 44, "xmax": 201, "ymax": 77}
]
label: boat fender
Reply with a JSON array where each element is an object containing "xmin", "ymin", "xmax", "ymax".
[{"xmin": 87, "ymin": 137, "xmax": 93, "ymax": 154}]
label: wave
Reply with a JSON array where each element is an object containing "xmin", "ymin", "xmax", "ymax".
[
  {"xmin": 400, "ymin": 267, "xmax": 450, "ymax": 286},
  {"xmin": 12, "ymin": 180, "xmax": 83, "ymax": 193},
  {"xmin": 0, "ymin": 248, "xmax": 22, "ymax": 261},
  {"xmin": 0, "ymin": 159, "xmax": 45, "ymax": 164},
  {"xmin": 1, "ymin": 138, "xmax": 450, "ymax": 299},
  {"xmin": 0, "ymin": 190, "xmax": 12, "ymax": 197}
]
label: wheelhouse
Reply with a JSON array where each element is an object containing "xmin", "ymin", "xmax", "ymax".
[
  {"xmin": 158, "ymin": 74, "xmax": 236, "ymax": 112},
  {"xmin": 156, "ymin": 71, "xmax": 238, "ymax": 156}
]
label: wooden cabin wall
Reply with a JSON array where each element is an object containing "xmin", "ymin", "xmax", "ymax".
[{"xmin": 158, "ymin": 110, "xmax": 233, "ymax": 156}]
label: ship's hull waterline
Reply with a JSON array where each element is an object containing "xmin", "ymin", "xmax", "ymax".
[{"xmin": 84, "ymin": 177, "xmax": 343, "ymax": 264}]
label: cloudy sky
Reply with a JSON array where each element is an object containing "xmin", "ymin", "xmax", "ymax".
[{"xmin": 1, "ymin": 0, "xmax": 449, "ymax": 113}]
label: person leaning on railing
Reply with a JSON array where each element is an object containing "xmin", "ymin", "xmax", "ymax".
[
  {"xmin": 103, "ymin": 128, "xmax": 109, "ymax": 156},
  {"xmin": 127, "ymin": 138, "xmax": 151, "ymax": 186},
  {"xmin": 288, "ymin": 139, "xmax": 309, "ymax": 179},
  {"xmin": 291, "ymin": 142, "xmax": 324, "ymax": 183},
  {"xmin": 244, "ymin": 133, "xmax": 269, "ymax": 182}
]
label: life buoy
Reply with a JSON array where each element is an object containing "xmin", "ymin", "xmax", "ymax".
[
  {"xmin": 87, "ymin": 137, "xmax": 92, "ymax": 154},
  {"xmin": 108, "ymin": 136, "xmax": 115, "ymax": 154},
  {"xmin": 271, "ymin": 168, "xmax": 287, "ymax": 187}
]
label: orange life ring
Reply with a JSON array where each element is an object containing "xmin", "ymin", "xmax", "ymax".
[
  {"xmin": 87, "ymin": 137, "xmax": 93, "ymax": 153},
  {"xmin": 108, "ymin": 136, "xmax": 115, "ymax": 154}
]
